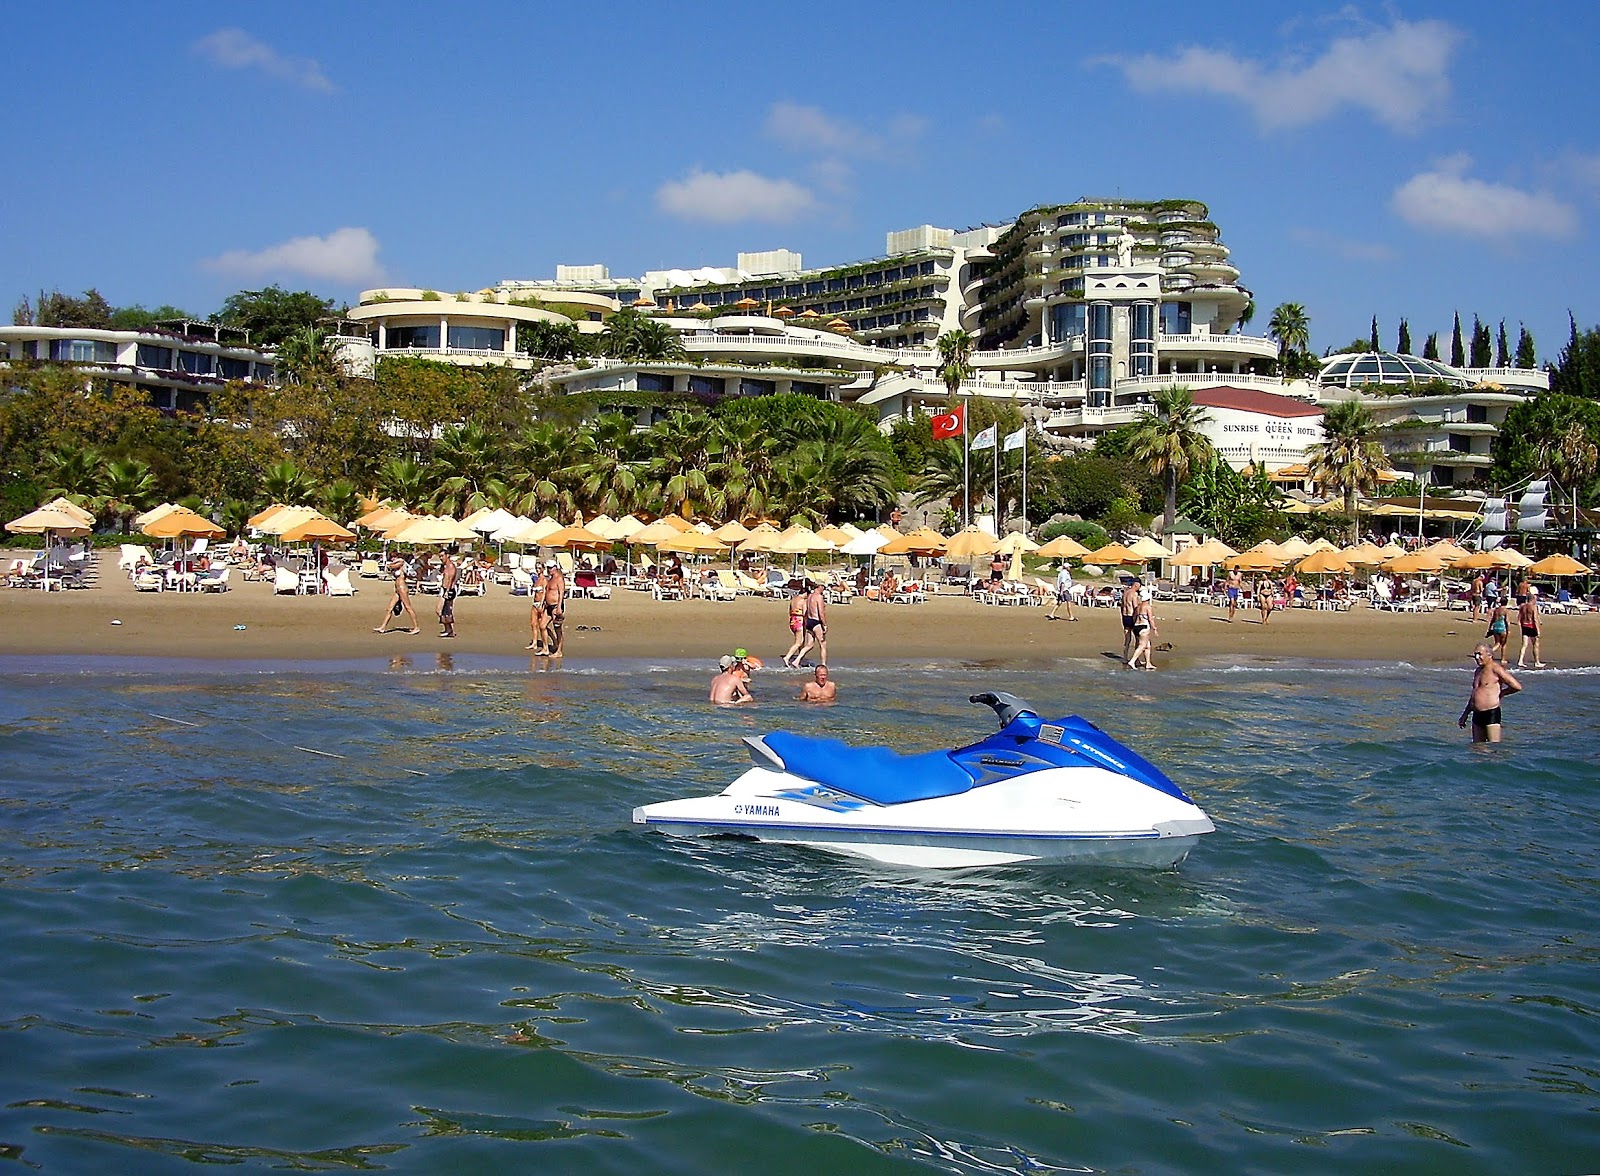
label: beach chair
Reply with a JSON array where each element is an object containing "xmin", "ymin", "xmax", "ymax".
[
  {"xmin": 273, "ymin": 565, "xmax": 301, "ymax": 595},
  {"xmin": 118, "ymin": 544, "xmax": 152, "ymax": 575},
  {"xmin": 509, "ymin": 568, "xmax": 534, "ymax": 595},
  {"xmin": 358, "ymin": 558, "xmax": 383, "ymax": 579},
  {"xmin": 322, "ymin": 566, "xmax": 353, "ymax": 596},
  {"xmin": 736, "ymin": 570, "xmax": 766, "ymax": 595},
  {"xmin": 651, "ymin": 579, "xmax": 684, "ymax": 602},
  {"xmin": 199, "ymin": 566, "xmax": 231, "ymax": 592},
  {"xmin": 133, "ymin": 566, "xmax": 164, "ymax": 592}
]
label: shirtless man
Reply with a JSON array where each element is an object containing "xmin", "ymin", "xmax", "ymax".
[
  {"xmin": 1119, "ymin": 579, "xmax": 1140, "ymax": 659},
  {"xmin": 797, "ymin": 581, "xmax": 828, "ymax": 666},
  {"xmin": 709, "ymin": 655, "xmax": 753, "ymax": 705},
  {"xmin": 437, "ymin": 548, "xmax": 459, "ymax": 638},
  {"xmin": 797, "ymin": 664, "xmax": 836, "ymax": 702},
  {"xmin": 1225, "ymin": 567, "xmax": 1243, "ymax": 622},
  {"xmin": 1469, "ymin": 572, "xmax": 1485, "ymax": 623},
  {"xmin": 374, "ymin": 556, "xmax": 419, "ymax": 634},
  {"xmin": 526, "ymin": 563, "xmax": 548, "ymax": 652},
  {"xmin": 1459, "ymin": 642, "xmax": 1522, "ymax": 743},
  {"xmin": 542, "ymin": 559, "xmax": 567, "ymax": 656},
  {"xmin": 1516, "ymin": 586, "xmax": 1543, "ymax": 668}
]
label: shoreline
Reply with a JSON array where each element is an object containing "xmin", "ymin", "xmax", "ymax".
[{"xmin": 3, "ymin": 551, "xmax": 1597, "ymax": 672}]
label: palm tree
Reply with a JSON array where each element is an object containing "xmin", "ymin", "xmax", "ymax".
[
  {"xmin": 100, "ymin": 457, "xmax": 159, "ymax": 533},
  {"xmin": 910, "ymin": 438, "xmax": 970, "ymax": 520},
  {"xmin": 428, "ymin": 421, "xmax": 500, "ymax": 515},
  {"xmin": 275, "ymin": 326, "xmax": 340, "ymax": 385},
  {"xmin": 39, "ymin": 443, "xmax": 104, "ymax": 510},
  {"xmin": 936, "ymin": 329, "xmax": 975, "ymax": 400},
  {"xmin": 598, "ymin": 309, "xmax": 686, "ymax": 362},
  {"xmin": 319, "ymin": 479, "xmax": 363, "ymax": 525},
  {"xmin": 647, "ymin": 412, "xmax": 723, "ymax": 519},
  {"xmin": 262, "ymin": 459, "xmax": 320, "ymax": 506},
  {"xmin": 508, "ymin": 423, "xmax": 577, "ymax": 519},
  {"xmin": 1306, "ymin": 399, "xmax": 1390, "ymax": 540},
  {"xmin": 375, "ymin": 456, "xmax": 431, "ymax": 511},
  {"xmin": 1128, "ymin": 385, "xmax": 1214, "ymax": 534}
]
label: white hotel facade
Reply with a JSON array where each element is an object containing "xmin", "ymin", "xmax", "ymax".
[{"xmin": 331, "ymin": 197, "xmax": 1548, "ymax": 487}]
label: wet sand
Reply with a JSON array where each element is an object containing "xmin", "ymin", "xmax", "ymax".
[{"xmin": 3, "ymin": 551, "xmax": 1596, "ymax": 670}]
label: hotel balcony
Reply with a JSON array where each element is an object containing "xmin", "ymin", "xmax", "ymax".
[{"xmin": 1157, "ymin": 332, "xmax": 1280, "ymax": 361}]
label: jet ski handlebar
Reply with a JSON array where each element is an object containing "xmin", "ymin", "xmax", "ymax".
[{"xmin": 969, "ymin": 691, "xmax": 1035, "ymax": 729}]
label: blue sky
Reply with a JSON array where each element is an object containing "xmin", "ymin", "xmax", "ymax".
[{"xmin": 8, "ymin": 2, "xmax": 1598, "ymax": 361}]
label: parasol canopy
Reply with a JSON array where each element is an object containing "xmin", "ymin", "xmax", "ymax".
[
  {"xmin": 879, "ymin": 528, "xmax": 948, "ymax": 556},
  {"xmin": 942, "ymin": 526, "xmax": 1000, "ymax": 559},
  {"xmin": 389, "ymin": 515, "xmax": 479, "ymax": 545},
  {"xmin": 8, "ymin": 504, "xmax": 94, "ymax": 538},
  {"xmin": 1382, "ymin": 551, "xmax": 1449, "ymax": 575},
  {"xmin": 1222, "ymin": 549, "xmax": 1288, "ymax": 572},
  {"xmin": 1034, "ymin": 535, "xmax": 1092, "ymax": 559},
  {"xmin": 1124, "ymin": 536, "xmax": 1172, "ymax": 560},
  {"xmin": 1296, "ymin": 549, "xmax": 1355, "ymax": 575},
  {"xmin": 655, "ymin": 530, "xmax": 729, "ymax": 554},
  {"xmin": 994, "ymin": 532, "xmax": 1041, "ymax": 556},
  {"xmin": 1086, "ymin": 542, "xmax": 1148, "ymax": 566},
  {"xmin": 1527, "ymin": 553, "xmax": 1590, "ymax": 576},
  {"xmin": 1176, "ymin": 538, "xmax": 1239, "ymax": 565},
  {"xmin": 279, "ymin": 516, "xmax": 357, "ymax": 544},
  {"xmin": 539, "ymin": 525, "xmax": 613, "ymax": 550},
  {"xmin": 142, "ymin": 510, "xmax": 226, "ymax": 540}
]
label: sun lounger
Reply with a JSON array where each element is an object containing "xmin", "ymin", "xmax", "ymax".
[
  {"xmin": 199, "ymin": 566, "xmax": 231, "ymax": 592},
  {"xmin": 651, "ymin": 581, "xmax": 684, "ymax": 601},
  {"xmin": 358, "ymin": 558, "xmax": 383, "ymax": 579},
  {"xmin": 322, "ymin": 567, "xmax": 353, "ymax": 596},
  {"xmin": 273, "ymin": 566, "xmax": 301, "ymax": 595},
  {"xmin": 133, "ymin": 566, "xmax": 165, "ymax": 592}
]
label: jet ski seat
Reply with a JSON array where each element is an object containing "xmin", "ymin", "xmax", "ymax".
[{"xmin": 755, "ymin": 732, "xmax": 980, "ymax": 806}]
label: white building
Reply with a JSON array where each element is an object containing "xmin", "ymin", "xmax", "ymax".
[{"xmin": 0, "ymin": 321, "xmax": 275, "ymax": 411}]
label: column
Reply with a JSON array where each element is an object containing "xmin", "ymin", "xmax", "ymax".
[{"xmin": 441, "ymin": 316, "xmax": 450, "ymax": 353}]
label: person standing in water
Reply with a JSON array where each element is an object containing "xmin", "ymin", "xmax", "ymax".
[{"xmin": 1460, "ymin": 642, "xmax": 1521, "ymax": 742}]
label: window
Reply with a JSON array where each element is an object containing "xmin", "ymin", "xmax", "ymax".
[
  {"xmin": 1467, "ymin": 405, "xmax": 1488, "ymax": 424},
  {"xmin": 1131, "ymin": 302, "xmax": 1155, "ymax": 341},
  {"xmin": 388, "ymin": 324, "xmax": 440, "ymax": 349},
  {"xmin": 738, "ymin": 378, "xmax": 776, "ymax": 397},
  {"xmin": 138, "ymin": 344, "xmax": 174, "ymax": 368},
  {"xmin": 177, "ymin": 350, "xmax": 214, "ymax": 374},
  {"xmin": 448, "ymin": 325, "xmax": 505, "ymax": 350},
  {"xmin": 50, "ymin": 339, "xmax": 116, "ymax": 363},
  {"xmin": 689, "ymin": 375, "xmax": 724, "ymax": 397},
  {"xmin": 791, "ymin": 381, "xmax": 826, "ymax": 398},
  {"xmin": 218, "ymin": 357, "xmax": 251, "ymax": 380},
  {"xmin": 1051, "ymin": 304, "xmax": 1087, "ymax": 339},
  {"xmin": 253, "ymin": 362, "xmax": 276, "ymax": 382},
  {"xmin": 1160, "ymin": 302, "xmax": 1191, "ymax": 334},
  {"xmin": 637, "ymin": 372, "xmax": 673, "ymax": 392},
  {"xmin": 1088, "ymin": 302, "xmax": 1112, "ymax": 342},
  {"xmin": 1089, "ymin": 355, "xmax": 1111, "ymax": 393},
  {"xmin": 1448, "ymin": 433, "xmax": 1473, "ymax": 453}
]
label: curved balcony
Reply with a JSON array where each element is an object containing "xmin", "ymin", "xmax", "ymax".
[{"xmin": 1157, "ymin": 332, "xmax": 1279, "ymax": 361}]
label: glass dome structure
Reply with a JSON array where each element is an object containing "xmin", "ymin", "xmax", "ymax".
[{"xmin": 1318, "ymin": 351, "xmax": 1470, "ymax": 389}]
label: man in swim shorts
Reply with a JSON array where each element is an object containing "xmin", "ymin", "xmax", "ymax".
[
  {"xmin": 1460, "ymin": 642, "xmax": 1521, "ymax": 743},
  {"xmin": 1225, "ymin": 567, "xmax": 1243, "ymax": 622},
  {"xmin": 1516, "ymin": 586, "xmax": 1543, "ymax": 669},
  {"xmin": 1119, "ymin": 579, "xmax": 1140, "ymax": 659},
  {"xmin": 437, "ymin": 547, "xmax": 459, "ymax": 638}
]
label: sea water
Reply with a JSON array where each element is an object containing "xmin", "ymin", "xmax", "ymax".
[{"xmin": 0, "ymin": 655, "xmax": 1596, "ymax": 1174}]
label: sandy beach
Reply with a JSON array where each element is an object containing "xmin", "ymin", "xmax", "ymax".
[{"xmin": 3, "ymin": 550, "xmax": 1597, "ymax": 670}]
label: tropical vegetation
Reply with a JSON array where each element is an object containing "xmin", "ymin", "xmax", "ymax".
[
  {"xmin": 1127, "ymin": 385, "xmax": 1215, "ymax": 533},
  {"xmin": 1306, "ymin": 400, "xmax": 1391, "ymax": 539}
]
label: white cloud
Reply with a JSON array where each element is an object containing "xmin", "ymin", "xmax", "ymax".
[
  {"xmin": 655, "ymin": 169, "xmax": 818, "ymax": 224},
  {"xmin": 1558, "ymin": 150, "xmax": 1600, "ymax": 196},
  {"xmin": 764, "ymin": 102, "xmax": 927, "ymax": 161},
  {"xmin": 202, "ymin": 227, "xmax": 386, "ymax": 285},
  {"xmin": 1105, "ymin": 19, "xmax": 1463, "ymax": 132},
  {"xmin": 1391, "ymin": 155, "xmax": 1578, "ymax": 238},
  {"xmin": 192, "ymin": 28, "xmax": 335, "ymax": 93}
]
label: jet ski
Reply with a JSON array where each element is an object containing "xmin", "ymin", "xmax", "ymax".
[{"xmin": 633, "ymin": 692, "xmax": 1214, "ymax": 869}]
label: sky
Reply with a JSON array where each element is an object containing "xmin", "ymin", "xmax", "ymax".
[{"xmin": 7, "ymin": 1, "xmax": 1599, "ymax": 362}]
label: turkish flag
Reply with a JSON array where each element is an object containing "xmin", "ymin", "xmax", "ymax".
[{"xmin": 930, "ymin": 405, "xmax": 964, "ymax": 439}]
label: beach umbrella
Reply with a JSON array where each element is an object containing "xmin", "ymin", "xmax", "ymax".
[
  {"xmin": 880, "ymin": 528, "xmax": 948, "ymax": 557},
  {"xmin": 1179, "ymin": 538, "xmax": 1238, "ymax": 565},
  {"xmin": 713, "ymin": 520, "xmax": 753, "ymax": 543},
  {"xmin": 994, "ymin": 532, "xmax": 1041, "ymax": 556},
  {"xmin": 1307, "ymin": 537, "xmax": 1340, "ymax": 552},
  {"xmin": 1276, "ymin": 536, "xmax": 1315, "ymax": 560},
  {"xmin": 278, "ymin": 516, "xmax": 357, "ymax": 544},
  {"xmin": 583, "ymin": 514, "xmax": 619, "ymax": 540},
  {"xmin": 1493, "ymin": 547, "xmax": 1533, "ymax": 569},
  {"xmin": 1035, "ymin": 534, "xmax": 1093, "ymax": 560},
  {"xmin": 142, "ymin": 509, "xmax": 225, "ymax": 541},
  {"xmin": 1452, "ymin": 549, "xmax": 1520, "ymax": 571},
  {"xmin": 837, "ymin": 523, "xmax": 865, "ymax": 539},
  {"xmin": 609, "ymin": 514, "xmax": 647, "ymax": 542},
  {"xmin": 247, "ymin": 503, "xmax": 296, "ymax": 529},
  {"xmin": 1006, "ymin": 549, "xmax": 1026, "ymax": 581},
  {"xmin": 659, "ymin": 514, "xmax": 694, "ymax": 533},
  {"xmin": 504, "ymin": 516, "xmax": 563, "ymax": 545},
  {"xmin": 133, "ymin": 502, "xmax": 186, "ymax": 529},
  {"xmin": 1341, "ymin": 542, "xmax": 1387, "ymax": 566},
  {"xmin": 655, "ymin": 530, "xmax": 728, "ymax": 554},
  {"xmin": 1420, "ymin": 538, "xmax": 1468, "ymax": 563},
  {"xmin": 634, "ymin": 518, "xmax": 691, "ymax": 547},
  {"xmin": 943, "ymin": 526, "xmax": 1001, "ymax": 559},
  {"xmin": 1087, "ymin": 542, "xmax": 1147, "ymax": 566},
  {"xmin": 734, "ymin": 523, "xmax": 783, "ymax": 554},
  {"xmin": 390, "ymin": 515, "xmax": 479, "ymax": 545},
  {"xmin": 1378, "ymin": 541, "xmax": 1406, "ymax": 558},
  {"xmin": 1124, "ymin": 536, "xmax": 1172, "ymax": 561},
  {"xmin": 40, "ymin": 497, "xmax": 97, "ymax": 527},
  {"xmin": 1281, "ymin": 500, "xmax": 1314, "ymax": 516},
  {"xmin": 1528, "ymin": 553, "xmax": 1591, "ymax": 576},
  {"xmin": 538, "ymin": 525, "xmax": 612, "ymax": 551},
  {"xmin": 355, "ymin": 502, "xmax": 399, "ymax": 528},
  {"xmin": 839, "ymin": 530, "xmax": 889, "ymax": 557},
  {"xmin": 1245, "ymin": 539, "xmax": 1288, "ymax": 559},
  {"xmin": 1222, "ymin": 550, "xmax": 1287, "ymax": 572},
  {"xmin": 770, "ymin": 525, "xmax": 833, "ymax": 555},
  {"xmin": 815, "ymin": 525, "xmax": 855, "ymax": 547},
  {"xmin": 7, "ymin": 504, "xmax": 94, "ymax": 592},
  {"xmin": 1382, "ymin": 551, "xmax": 1449, "ymax": 576},
  {"xmin": 469, "ymin": 507, "xmax": 520, "ymax": 536},
  {"xmin": 254, "ymin": 505, "xmax": 323, "ymax": 536},
  {"xmin": 1296, "ymin": 549, "xmax": 1355, "ymax": 575}
]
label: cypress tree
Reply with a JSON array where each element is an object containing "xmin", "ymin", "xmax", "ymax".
[
  {"xmin": 1369, "ymin": 315, "xmax": 1380, "ymax": 352},
  {"xmin": 1450, "ymin": 312, "xmax": 1464, "ymax": 366},
  {"xmin": 1515, "ymin": 325, "xmax": 1536, "ymax": 369},
  {"xmin": 1398, "ymin": 318, "xmax": 1412, "ymax": 354},
  {"xmin": 1496, "ymin": 320, "xmax": 1510, "ymax": 367},
  {"xmin": 1471, "ymin": 315, "xmax": 1492, "ymax": 368},
  {"xmin": 1423, "ymin": 332, "xmax": 1440, "ymax": 360}
]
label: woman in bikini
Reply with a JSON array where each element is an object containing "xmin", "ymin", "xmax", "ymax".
[{"xmin": 781, "ymin": 586, "xmax": 808, "ymax": 667}]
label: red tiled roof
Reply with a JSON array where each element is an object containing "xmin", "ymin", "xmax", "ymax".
[{"xmin": 1191, "ymin": 386, "xmax": 1323, "ymax": 418}]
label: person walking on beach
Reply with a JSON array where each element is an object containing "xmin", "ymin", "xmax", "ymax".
[
  {"xmin": 797, "ymin": 581, "xmax": 828, "ymax": 666},
  {"xmin": 1126, "ymin": 587, "xmax": 1157, "ymax": 669},
  {"xmin": 1485, "ymin": 597, "xmax": 1510, "ymax": 662},
  {"xmin": 1469, "ymin": 572, "xmax": 1485, "ymax": 622},
  {"xmin": 1256, "ymin": 575, "xmax": 1275, "ymax": 625},
  {"xmin": 1516, "ymin": 586, "xmax": 1544, "ymax": 668},
  {"xmin": 437, "ymin": 548, "xmax": 460, "ymax": 638},
  {"xmin": 797, "ymin": 664, "xmax": 837, "ymax": 702},
  {"xmin": 1046, "ymin": 562, "xmax": 1077, "ymax": 621},
  {"xmin": 542, "ymin": 559, "xmax": 567, "ymax": 657},
  {"xmin": 1119, "ymin": 579, "xmax": 1140, "ymax": 659},
  {"xmin": 374, "ymin": 555, "xmax": 419, "ymax": 634},
  {"xmin": 1225, "ymin": 567, "xmax": 1243, "ymax": 622},
  {"xmin": 1460, "ymin": 642, "xmax": 1521, "ymax": 743},
  {"xmin": 781, "ymin": 585, "xmax": 808, "ymax": 667}
]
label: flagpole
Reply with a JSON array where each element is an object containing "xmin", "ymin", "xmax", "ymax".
[
  {"xmin": 992, "ymin": 444, "xmax": 999, "ymax": 532},
  {"xmin": 1021, "ymin": 429, "xmax": 1028, "ymax": 536},
  {"xmin": 962, "ymin": 395, "xmax": 970, "ymax": 529}
]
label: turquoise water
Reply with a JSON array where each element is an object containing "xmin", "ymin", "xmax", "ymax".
[{"xmin": 1, "ymin": 655, "xmax": 1597, "ymax": 1174}]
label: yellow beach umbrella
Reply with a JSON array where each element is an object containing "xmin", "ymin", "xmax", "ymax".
[
  {"xmin": 1342, "ymin": 542, "xmax": 1387, "ymax": 566},
  {"xmin": 279, "ymin": 516, "xmax": 357, "ymax": 544},
  {"xmin": 609, "ymin": 514, "xmax": 647, "ymax": 541},
  {"xmin": 1527, "ymin": 553, "xmax": 1591, "ymax": 576},
  {"xmin": 1222, "ymin": 550, "xmax": 1287, "ymax": 572},
  {"xmin": 1087, "ymin": 542, "xmax": 1147, "ymax": 566},
  {"xmin": 994, "ymin": 532, "xmax": 1040, "ymax": 556},
  {"xmin": 655, "ymin": 530, "xmax": 729, "ymax": 554},
  {"xmin": 1035, "ymin": 535, "xmax": 1092, "ymax": 560},
  {"xmin": 1124, "ymin": 536, "xmax": 1172, "ymax": 561},
  {"xmin": 1276, "ymin": 536, "xmax": 1315, "ymax": 560},
  {"xmin": 1452, "ymin": 549, "xmax": 1520, "ymax": 571},
  {"xmin": 713, "ymin": 520, "xmax": 753, "ymax": 543},
  {"xmin": 1382, "ymin": 551, "xmax": 1448, "ymax": 575},
  {"xmin": 40, "ymin": 497, "xmax": 97, "ymax": 526},
  {"xmin": 1297, "ymin": 549, "xmax": 1355, "ymax": 575},
  {"xmin": 634, "ymin": 518, "xmax": 690, "ymax": 546},
  {"xmin": 942, "ymin": 526, "xmax": 1000, "ymax": 559},
  {"xmin": 1178, "ymin": 538, "xmax": 1238, "ymax": 566},
  {"xmin": 540, "ymin": 525, "xmax": 613, "ymax": 550}
]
